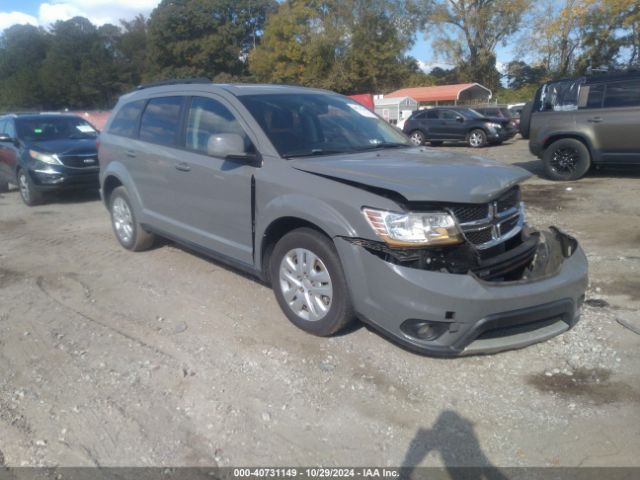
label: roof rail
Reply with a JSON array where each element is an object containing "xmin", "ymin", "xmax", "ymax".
[{"xmin": 136, "ymin": 77, "xmax": 211, "ymax": 90}]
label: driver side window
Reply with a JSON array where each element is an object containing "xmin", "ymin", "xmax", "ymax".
[{"xmin": 186, "ymin": 97, "xmax": 253, "ymax": 155}]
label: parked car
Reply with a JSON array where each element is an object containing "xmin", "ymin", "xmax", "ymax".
[
  {"xmin": 402, "ymin": 107, "xmax": 517, "ymax": 148},
  {"xmin": 99, "ymin": 81, "xmax": 587, "ymax": 356},
  {"xmin": 528, "ymin": 70, "xmax": 640, "ymax": 180},
  {"xmin": 0, "ymin": 113, "xmax": 100, "ymax": 205},
  {"xmin": 474, "ymin": 104, "xmax": 520, "ymax": 129}
]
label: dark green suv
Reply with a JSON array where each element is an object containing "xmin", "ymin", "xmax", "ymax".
[{"xmin": 528, "ymin": 71, "xmax": 640, "ymax": 180}]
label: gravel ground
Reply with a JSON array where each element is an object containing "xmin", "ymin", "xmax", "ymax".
[{"xmin": 0, "ymin": 138, "xmax": 638, "ymax": 468}]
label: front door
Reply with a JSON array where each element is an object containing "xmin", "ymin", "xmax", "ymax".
[{"xmin": 165, "ymin": 95, "xmax": 256, "ymax": 265}]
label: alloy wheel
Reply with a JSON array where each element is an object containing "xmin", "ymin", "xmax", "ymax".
[
  {"xmin": 410, "ymin": 132, "xmax": 423, "ymax": 146},
  {"xmin": 18, "ymin": 172, "xmax": 30, "ymax": 204},
  {"xmin": 112, "ymin": 197, "xmax": 134, "ymax": 244},
  {"xmin": 469, "ymin": 131, "xmax": 484, "ymax": 147},
  {"xmin": 279, "ymin": 248, "xmax": 333, "ymax": 322},
  {"xmin": 549, "ymin": 147, "xmax": 579, "ymax": 174}
]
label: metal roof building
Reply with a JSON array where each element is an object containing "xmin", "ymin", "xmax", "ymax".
[{"xmin": 386, "ymin": 83, "xmax": 492, "ymax": 105}]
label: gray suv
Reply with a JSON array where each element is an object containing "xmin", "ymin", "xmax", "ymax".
[
  {"xmin": 529, "ymin": 71, "xmax": 640, "ymax": 180},
  {"xmin": 99, "ymin": 81, "xmax": 588, "ymax": 356}
]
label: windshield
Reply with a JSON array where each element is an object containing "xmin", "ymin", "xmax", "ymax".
[
  {"xmin": 16, "ymin": 116, "xmax": 98, "ymax": 142},
  {"xmin": 239, "ymin": 93, "xmax": 411, "ymax": 157}
]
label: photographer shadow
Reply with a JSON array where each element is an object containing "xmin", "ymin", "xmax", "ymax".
[{"xmin": 400, "ymin": 410, "xmax": 508, "ymax": 480}]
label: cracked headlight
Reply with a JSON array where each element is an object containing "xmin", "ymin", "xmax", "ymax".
[
  {"xmin": 362, "ymin": 208, "xmax": 463, "ymax": 247},
  {"xmin": 29, "ymin": 150, "xmax": 62, "ymax": 165}
]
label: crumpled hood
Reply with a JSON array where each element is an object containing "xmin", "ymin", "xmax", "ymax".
[{"xmin": 290, "ymin": 147, "xmax": 531, "ymax": 204}]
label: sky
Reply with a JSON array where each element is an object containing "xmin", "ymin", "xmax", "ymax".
[{"xmin": 0, "ymin": 0, "xmax": 511, "ymax": 73}]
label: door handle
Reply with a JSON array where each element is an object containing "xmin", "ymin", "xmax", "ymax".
[
  {"xmin": 175, "ymin": 162, "xmax": 191, "ymax": 172},
  {"xmin": 126, "ymin": 150, "xmax": 136, "ymax": 158},
  {"xmin": 588, "ymin": 117, "xmax": 603, "ymax": 123}
]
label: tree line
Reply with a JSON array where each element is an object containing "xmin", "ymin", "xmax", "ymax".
[{"xmin": 1, "ymin": 0, "xmax": 638, "ymax": 111}]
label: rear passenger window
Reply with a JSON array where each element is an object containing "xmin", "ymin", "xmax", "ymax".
[
  {"xmin": 426, "ymin": 110, "xmax": 438, "ymax": 119},
  {"xmin": 139, "ymin": 97, "xmax": 183, "ymax": 145},
  {"xmin": 603, "ymin": 81, "xmax": 640, "ymax": 108},
  {"xmin": 109, "ymin": 100, "xmax": 146, "ymax": 137},
  {"xmin": 185, "ymin": 97, "xmax": 252, "ymax": 154}
]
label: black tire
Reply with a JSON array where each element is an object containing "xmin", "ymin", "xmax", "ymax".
[
  {"xmin": 409, "ymin": 130, "xmax": 425, "ymax": 146},
  {"xmin": 109, "ymin": 186, "xmax": 155, "ymax": 251},
  {"xmin": 429, "ymin": 141, "xmax": 443, "ymax": 146},
  {"xmin": 542, "ymin": 138, "xmax": 591, "ymax": 181},
  {"xmin": 467, "ymin": 129, "xmax": 487, "ymax": 148},
  {"xmin": 270, "ymin": 227, "xmax": 356, "ymax": 336},
  {"xmin": 0, "ymin": 179, "xmax": 9, "ymax": 193},
  {"xmin": 519, "ymin": 102, "xmax": 533, "ymax": 139},
  {"xmin": 17, "ymin": 169, "xmax": 44, "ymax": 206}
]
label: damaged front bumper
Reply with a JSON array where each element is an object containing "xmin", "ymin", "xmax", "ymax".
[{"xmin": 335, "ymin": 228, "xmax": 588, "ymax": 356}]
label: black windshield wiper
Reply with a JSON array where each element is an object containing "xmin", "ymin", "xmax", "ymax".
[
  {"xmin": 283, "ymin": 148, "xmax": 352, "ymax": 158},
  {"xmin": 354, "ymin": 142, "xmax": 410, "ymax": 151}
]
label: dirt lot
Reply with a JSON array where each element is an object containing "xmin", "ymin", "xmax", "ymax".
[{"xmin": 0, "ymin": 138, "xmax": 639, "ymax": 468}]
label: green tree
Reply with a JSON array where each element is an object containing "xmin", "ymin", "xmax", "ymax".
[
  {"xmin": 0, "ymin": 25, "xmax": 49, "ymax": 110},
  {"xmin": 422, "ymin": 0, "xmax": 529, "ymax": 90},
  {"xmin": 114, "ymin": 15, "xmax": 148, "ymax": 88},
  {"xmin": 504, "ymin": 60, "xmax": 547, "ymax": 89},
  {"xmin": 146, "ymin": 0, "xmax": 277, "ymax": 81},
  {"xmin": 39, "ymin": 17, "xmax": 120, "ymax": 109},
  {"xmin": 250, "ymin": 0, "xmax": 423, "ymax": 93}
]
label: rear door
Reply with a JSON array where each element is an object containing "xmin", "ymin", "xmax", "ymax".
[
  {"xmin": 165, "ymin": 95, "xmax": 257, "ymax": 264},
  {"xmin": 126, "ymin": 96, "xmax": 187, "ymax": 235},
  {"xmin": 576, "ymin": 79, "xmax": 640, "ymax": 164}
]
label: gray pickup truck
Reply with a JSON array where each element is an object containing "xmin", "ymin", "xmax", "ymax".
[{"xmin": 98, "ymin": 81, "xmax": 588, "ymax": 356}]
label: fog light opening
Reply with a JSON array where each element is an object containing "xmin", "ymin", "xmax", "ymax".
[{"xmin": 400, "ymin": 319, "xmax": 448, "ymax": 342}]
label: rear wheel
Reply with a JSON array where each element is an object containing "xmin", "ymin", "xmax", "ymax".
[
  {"xmin": 109, "ymin": 186, "xmax": 155, "ymax": 251},
  {"xmin": 270, "ymin": 228, "xmax": 355, "ymax": 336},
  {"xmin": 17, "ymin": 169, "xmax": 44, "ymax": 206},
  {"xmin": 409, "ymin": 130, "xmax": 425, "ymax": 146},
  {"xmin": 543, "ymin": 138, "xmax": 591, "ymax": 181},
  {"xmin": 467, "ymin": 129, "xmax": 487, "ymax": 148}
]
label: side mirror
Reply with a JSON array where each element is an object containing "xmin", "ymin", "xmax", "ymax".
[
  {"xmin": 0, "ymin": 134, "xmax": 14, "ymax": 143},
  {"xmin": 456, "ymin": 116, "xmax": 464, "ymax": 123},
  {"xmin": 207, "ymin": 133, "xmax": 248, "ymax": 158}
]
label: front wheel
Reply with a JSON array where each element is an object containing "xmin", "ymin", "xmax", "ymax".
[
  {"xmin": 270, "ymin": 228, "xmax": 356, "ymax": 336},
  {"xmin": 17, "ymin": 169, "xmax": 44, "ymax": 206},
  {"xmin": 409, "ymin": 130, "xmax": 425, "ymax": 146},
  {"xmin": 543, "ymin": 138, "xmax": 591, "ymax": 181},
  {"xmin": 109, "ymin": 186, "xmax": 155, "ymax": 251},
  {"xmin": 467, "ymin": 129, "xmax": 487, "ymax": 148}
]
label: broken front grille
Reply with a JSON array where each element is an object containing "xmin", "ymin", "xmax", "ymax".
[{"xmin": 449, "ymin": 187, "xmax": 524, "ymax": 250}]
